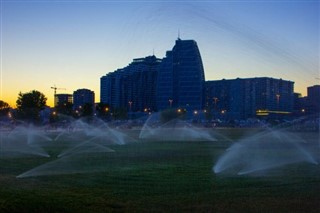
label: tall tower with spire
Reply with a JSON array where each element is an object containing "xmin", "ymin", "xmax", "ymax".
[{"xmin": 156, "ymin": 38, "xmax": 205, "ymax": 111}]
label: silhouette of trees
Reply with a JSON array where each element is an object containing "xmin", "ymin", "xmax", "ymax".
[
  {"xmin": 112, "ymin": 108, "xmax": 128, "ymax": 120},
  {"xmin": 96, "ymin": 103, "xmax": 111, "ymax": 120},
  {"xmin": 82, "ymin": 103, "xmax": 94, "ymax": 117},
  {"xmin": 160, "ymin": 108, "xmax": 186, "ymax": 123},
  {"xmin": 0, "ymin": 100, "xmax": 10, "ymax": 117},
  {"xmin": 56, "ymin": 102, "xmax": 73, "ymax": 116},
  {"xmin": 16, "ymin": 90, "xmax": 47, "ymax": 123}
]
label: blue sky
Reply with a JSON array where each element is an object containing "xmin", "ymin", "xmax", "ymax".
[{"xmin": 1, "ymin": 0, "xmax": 319, "ymax": 107}]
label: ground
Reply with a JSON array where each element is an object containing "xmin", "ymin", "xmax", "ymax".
[{"xmin": 0, "ymin": 129, "xmax": 319, "ymax": 212}]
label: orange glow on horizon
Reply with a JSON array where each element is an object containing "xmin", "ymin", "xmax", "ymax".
[{"xmin": 0, "ymin": 84, "xmax": 310, "ymax": 109}]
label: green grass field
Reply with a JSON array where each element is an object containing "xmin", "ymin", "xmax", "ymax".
[{"xmin": 0, "ymin": 129, "xmax": 319, "ymax": 212}]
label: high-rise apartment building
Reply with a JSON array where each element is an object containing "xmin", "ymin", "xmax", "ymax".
[
  {"xmin": 55, "ymin": 94, "xmax": 73, "ymax": 107},
  {"xmin": 156, "ymin": 39, "xmax": 205, "ymax": 111},
  {"xmin": 73, "ymin": 89, "xmax": 95, "ymax": 110},
  {"xmin": 100, "ymin": 55, "xmax": 161, "ymax": 112},
  {"xmin": 206, "ymin": 77, "xmax": 294, "ymax": 119},
  {"xmin": 307, "ymin": 85, "xmax": 320, "ymax": 113}
]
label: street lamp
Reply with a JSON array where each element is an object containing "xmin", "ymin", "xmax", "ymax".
[
  {"xmin": 276, "ymin": 94, "xmax": 280, "ymax": 110},
  {"xmin": 213, "ymin": 97, "xmax": 218, "ymax": 110},
  {"xmin": 168, "ymin": 99, "xmax": 173, "ymax": 108},
  {"xmin": 128, "ymin": 101, "xmax": 133, "ymax": 112}
]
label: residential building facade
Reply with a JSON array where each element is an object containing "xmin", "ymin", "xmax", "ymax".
[
  {"xmin": 206, "ymin": 77, "xmax": 294, "ymax": 120},
  {"xmin": 55, "ymin": 94, "xmax": 73, "ymax": 107},
  {"xmin": 156, "ymin": 39, "xmax": 205, "ymax": 111},
  {"xmin": 73, "ymin": 89, "xmax": 95, "ymax": 110},
  {"xmin": 307, "ymin": 85, "xmax": 320, "ymax": 114},
  {"xmin": 100, "ymin": 55, "xmax": 161, "ymax": 112}
]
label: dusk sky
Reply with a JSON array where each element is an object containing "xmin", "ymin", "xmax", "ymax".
[{"xmin": 1, "ymin": 0, "xmax": 319, "ymax": 107}]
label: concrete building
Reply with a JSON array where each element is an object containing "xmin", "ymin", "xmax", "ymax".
[
  {"xmin": 307, "ymin": 85, "xmax": 320, "ymax": 114},
  {"xmin": 100, "ymin": 55, "xmax": 161, "ymax": 112},
  {"xmin": 73, "ymin": 89, "xmax": 95, "ymax": 110},
  {"xmin": 156, "ymin": 38, "xmax": 205, "ymax": 112},
  {"xmin": 55, "ymin": 94, "xmax": 73, "ymax": 107},
  {"xmin": 206, "ymin": 77, "xmax": 294, "ymax": 120}
]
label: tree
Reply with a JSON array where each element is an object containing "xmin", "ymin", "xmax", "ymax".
[
  {"xmin": 112, "ymin": 108, "xmax": 128, "ymax": 120},
  {"xmin": 160, "ymin": 108, "xmax": 186, "ymax": 123},
  {"xmin": 16, "ymin": 90, "xmax": 47, "ymax": 123},
  {"xmin": 0, "ymin": 100, "xmax": 10, "ymax": 117},
  {"xmin": 95, "ymin": 103, "xmax": 111, "ymax": 120},
  {"xmin": 56, "ymin": 102, "xmax": 73, "ymax": 116},
  {"xmin": 82, "ymin": 103, "xmax": 94, "ymax": 117}
]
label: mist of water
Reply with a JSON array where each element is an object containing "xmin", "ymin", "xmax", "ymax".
[
  {"xmin": 1, "ymin": 125, "xmax": 51, "ymax": 158},
  {"xmin": 139, "ymin": 113, "xmax": 216, "ymax": 141},
  {"xmin": 16, "ymin": 151, "xmax": 114, "ymax": 178},
  {"xmin": 213, "ymin": 128, "xmax": 318, "ymax": 175}
]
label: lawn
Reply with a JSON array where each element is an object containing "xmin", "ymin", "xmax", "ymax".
[{"xmin": 0, "ymin": 129, "xmax": 319, "ymax": 212}]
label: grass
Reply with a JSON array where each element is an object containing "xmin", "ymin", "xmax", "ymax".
[{"xmin": 0, "ymin": 129, "xmax": 319, "ymax": 212}]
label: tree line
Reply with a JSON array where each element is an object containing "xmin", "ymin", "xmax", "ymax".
[
  {"xmin": 0, "ymin": 90, "xmax": 130, "ymax": 124},
  {"xmin": 1, "ymin": 90, "xmax": 48, "ymax": 124},
  {"xmin": 1, "ymin": 90, "xmax": 197, "ymax": 125}
]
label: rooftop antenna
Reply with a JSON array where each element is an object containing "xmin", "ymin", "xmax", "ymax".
[{"xmin": 178, "ymin": 29, "xmax": 181, "ymax": 40}]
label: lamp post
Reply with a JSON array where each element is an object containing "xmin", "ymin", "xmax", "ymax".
[
  {"xmin": 128, "ymin": 101, "xmax": 133, "ymax": 120},
  {"xmin": 168, "ymin": 99, "xmax": 173, "ymax": 108},
  {"xmin": 276, "ymin": 94, "xmax": 280, "ymax": 110},
  {"xmin": 128, "ymin": 101, "xmax": 133, "ymax": 112},
  {"xmin": 213, "ymin": 97, "xmax": 218, "ymax": 110},
  {"xmin": 213, "ymin": 97, "xmax": 218, "ymax": 119}
]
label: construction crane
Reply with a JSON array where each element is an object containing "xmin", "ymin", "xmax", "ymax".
[
  {"xmin": 51, "ymin": 85, "xmax": 66, "ymax": 107},
  {"xmin": 51, "ymin": 85, "xmax": 66, "ymax": 96}
]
